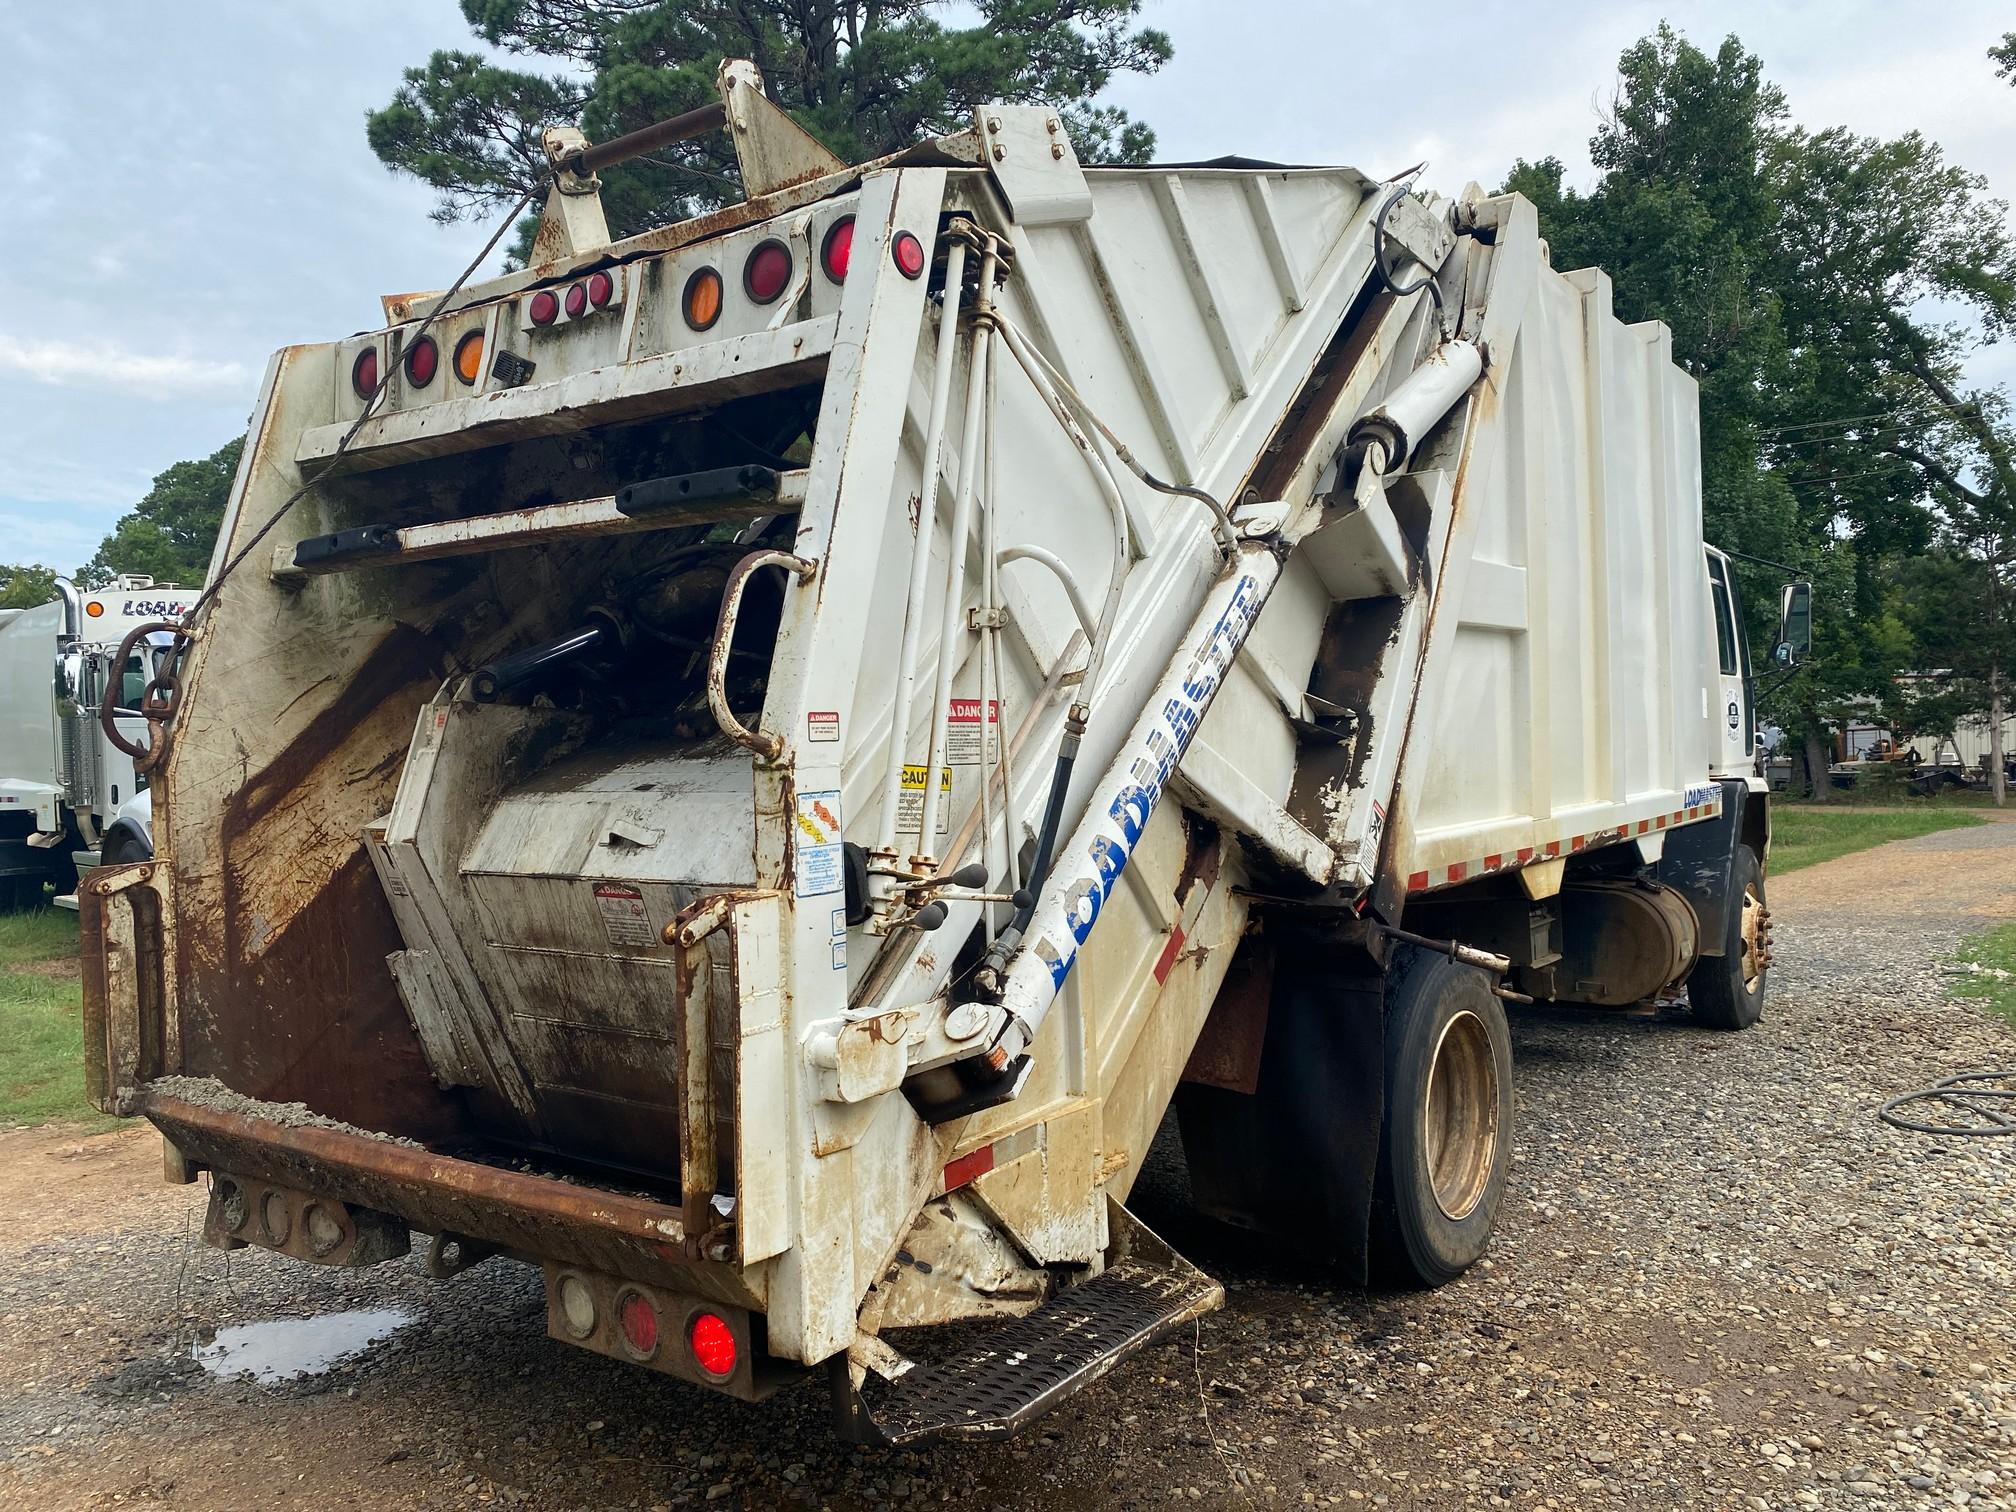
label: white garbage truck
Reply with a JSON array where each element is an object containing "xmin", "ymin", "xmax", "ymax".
[
  {"xmin": 81, "ymin": 62, "xmax": 1808, "ymax": 1442},
  {"xmin": 0, "ymin": 575, "xmax": 190, "ymax": 908}
]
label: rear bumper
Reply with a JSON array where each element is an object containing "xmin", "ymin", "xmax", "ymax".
[{"xmin": 144, "ymin": 1090, "xmax": 758, "ymax": 1308}]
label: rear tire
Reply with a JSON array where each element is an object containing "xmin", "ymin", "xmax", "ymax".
[
  {"xmin": 100, "ymin": 830, "xmax": 149, "ymax": 867},
  {"xmin": 1686, "ymin": 844, "xmax": 1767, "ymax": 1030},
  {"xmin": 1372, "ymin": 950, "xmax": 1514, "ymax": 1288}
]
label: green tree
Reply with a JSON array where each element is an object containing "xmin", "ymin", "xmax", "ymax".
[
  {"xmin": 85, "ymin": 438, "xmax": 241, "ymax": 589},
  {"xmin": 1506, "ymin": 25, "xmax": 2016, "ymax": 801},
  {"xmin": 1994, "ymin": 31, "xmax": 2014, "ymax": 82},
  {"xmin": 0, "ymin": 565, "xmax": 59, "ymax": 610},
  {"xmin": 368, "ymin": 0, "xmax": 1171, "ymax": 256}
]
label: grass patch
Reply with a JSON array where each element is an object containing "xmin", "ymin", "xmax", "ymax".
[
  {"xmin": 0, "ymin": 908, "xmax": 107, "ymax": 1128},
  {"xmin": 1951, "ymin": 923, "xmax": 2016, "ymax": 1030},
  {"xmin": 1781, "ymin": 784, "xmax": 2003, "ymax": 808},
  {"xmin": 1771, "ymin": 806, "xmax": 1988, "ymax": 875}
]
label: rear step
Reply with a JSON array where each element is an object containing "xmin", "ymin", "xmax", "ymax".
[{"xmin": 838, "ymin": 1208, "xmax": 1223, "ymax": 1445}]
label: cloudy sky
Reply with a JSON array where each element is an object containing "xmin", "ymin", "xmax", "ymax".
[{"xmin": 5, "ymin": 1, "xmax": 2012, "ymax": 575}]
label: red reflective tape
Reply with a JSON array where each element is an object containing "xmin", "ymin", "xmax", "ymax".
[
  {"xmin": 1407, "ymin": 871, "xmax": 1430, "ymax": 892},
  {"xmin": 1570, "ymin": 835, "xmax": 1586, "ymax": 852},
  {"xmin": 1544, "ymin": 841, "xmax": 1560, "ymax": 858},
  {"xmin": 1687, "ymin": 806, "xmax": 1699, "ymax": 819},
  {"xmin": 1484, "ymin": 853, "xmax": 1502, "ymax": 870},
  {"xmin": 1655, "ymin": 815, "xmax": 1668, "ymax": 830},
  {"xmin": 1448, "ymin": 861, "xmax": 1468, "ymax": 883},
  {"xmin": 943, "ymin": 1145, "xmax": 995, "ymax": 1191},
  {"xmin": 1637, "ymin": 820, "xmax": 1648, "ymax": 834},
  {"xmin": 1152, "ymin": 924, "xmax": 1186, "ymax": 985},
  {"xmin": 1516, "ymin": 847, "xmax": 1533, "ymax": 864}
]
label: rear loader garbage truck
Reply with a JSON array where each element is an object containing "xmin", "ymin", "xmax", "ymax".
[{"xmin": 81, "ymin": 60, "xmax": 1809, "ymax": 1442}]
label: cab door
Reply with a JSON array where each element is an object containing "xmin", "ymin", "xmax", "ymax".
[{"xmin": 1705, "ymin": 549, "xmax": 1752, "ymax": 775}]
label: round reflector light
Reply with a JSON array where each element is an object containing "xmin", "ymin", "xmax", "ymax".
[
  {"xmin": 528, "ymin": 290, "xmax": 559, "ymax": 327},
  {"xmin": 587, "ymin": 271, "xmax": 615, "ymax": 308},
  {"xmin": 85, "ymin": 600, "xmax": 105, "ymax": 619},
  {"xmin": 743, "ymin": 238, "xmax": 793, "ymax": 304},
  {"xmin": 564, "ymin": 282, "xmax": 589, "ymax": 320},
  {"xmin": 557, "ymin": 1274, "xmax": 596, "ymax": 1339},
  {"xmin": 892, "ymin": 230, "xmax": 927, "ymax": 280},
  {"xmin": 820, "ymin": 217, "xmax": 855, "ymax": 283},
  {"xmin": 688, "ymin": 1311, "xmax": 737, "ymax": 1376},
  {"xmin": 351, "ymin": 347, "xmax": 379, "ymax": 400},
  {"xmin": 683, "ymin": 267, "xmax": 723, "ymax": 331},
  {"xmin": 453, "ymin": 331, "xmax": 485, "ymax": 385},
  {"xmin": 404, "ymin": 335, "xmax": 439, "ymax": 388},
  {"xmin": 617, "ymin": 1291, "xmax": 660, "ymax": 1359}
]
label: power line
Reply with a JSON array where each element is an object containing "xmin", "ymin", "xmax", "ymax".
[{"xmin": 1758, "ymin": 404, "xmax": 1979, "ymax": 437}]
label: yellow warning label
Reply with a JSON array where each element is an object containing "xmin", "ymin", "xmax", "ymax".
[{"xmin": 896, "ymin": 765, "xmax": 952, "ymax": 836}]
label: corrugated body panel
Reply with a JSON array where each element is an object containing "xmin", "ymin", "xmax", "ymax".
[{"xmin": 1408, "ymin": 241, "xmax": 1714, "ymax": 865}]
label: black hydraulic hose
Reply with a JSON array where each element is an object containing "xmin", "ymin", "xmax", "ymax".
[
  {"xmin": 1373, "ymin": 182, "xmax": 1446, "ymax": 324},
  {"xmin": 1013, "ymin": 738, "xmax": 1078, "ymax": 934},
  {"xmin": 978, "ymin": 722, "xmax": 1082, "ymax": 988},
  {"xmin": 469, "ymin": 622, "xmax": 609, "ymax": 702}
]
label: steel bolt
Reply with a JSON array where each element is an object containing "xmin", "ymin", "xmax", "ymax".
[
  {"xmin": 992, "ymin": 145, "xmax": 1006, "ymax": 162},
  {"xmin": 1051, "ymin": 144, "xmax": 1064, "ymax": 160}
]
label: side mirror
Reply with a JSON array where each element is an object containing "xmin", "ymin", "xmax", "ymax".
[{"xmin": 1774, "ymin": 581, "xmax": 1813, "ymax": 668}]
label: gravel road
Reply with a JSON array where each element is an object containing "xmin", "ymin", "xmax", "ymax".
[{"xmin": 2, "ymin": 818, "xmax": 2013, "ymax": 1511}]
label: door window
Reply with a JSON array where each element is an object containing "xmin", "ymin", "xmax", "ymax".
[{"xmin": 1707, "ymin": 555, "xmax": 1739, "ymax": 677}]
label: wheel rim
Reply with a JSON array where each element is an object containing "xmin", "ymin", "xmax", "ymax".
[
  {"xmin": 1422, "ymin": 1009, "xmax": 1499, "ymax": 1222},
  {"xmin": 1737, "ymin": 884, "xmax": 1765, "ymax": 988}
]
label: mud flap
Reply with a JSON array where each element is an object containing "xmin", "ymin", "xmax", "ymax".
[
  {"xmin": 833, "ymin": 1203, "xmax": 1222, "ymax": 1445},
  {"xmin": 1173, "ymin": 952, "xmax": 1384, "ymax": 1281},
  {"xmin": 79, "ymin": 861, "xmax": 173, "ymax": 1115}
]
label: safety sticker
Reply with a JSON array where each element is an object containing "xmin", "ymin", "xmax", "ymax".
[
  {"xmin": 945, "ymin": 698, "xmax": 1000, "ymax": 765},
  {"xmin": 592, "ymin": 881, "xmax": 657, "ymax": 947},
  {"xmin": 795, "ymin": 789, "xmax": 844, "ymax": 897},
  {"xmin": 895, "ymin": 765, "xmax": 952, "ymax": 837},
  {"xmin": 807, "ymin": 710, "xmax": 840, "ymax": 743}
]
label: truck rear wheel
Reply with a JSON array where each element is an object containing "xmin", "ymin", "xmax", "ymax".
[
  {"xmin": 1373, "ymin": 950, "xmax": 1513, "ymax": 1287},
  {"xmin": 1686, "ymin": 844, "xmax": 1767, "ymax": 1030}
]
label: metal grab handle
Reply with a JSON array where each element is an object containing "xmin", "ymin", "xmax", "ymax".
[
  {"xmin": 708, "ymin": 549, "xmax": 816, "ymax": 761},
  {"xmin": 99, "ymin": 620, "xmax": 194, "ymax": 772}
]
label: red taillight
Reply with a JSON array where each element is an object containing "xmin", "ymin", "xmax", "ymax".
[
  {"xmin": 820, "ymin": 217, "xmax": 854, "ymax": 283},
  {"xmin": 351, "ymin": 347, "xmax": 378, "ymax": 400},
  {"xmin": 528, "ymin": 290, "xmax": 559, "ymax": 327},
  {"xmin": 586, "ymin": 270, "xmax": 615, "ymax": 308},
  {"xmin": 404, "ymin": 335, "xmax": 439, "ymax": 387},
  {"xmin": 688, "ymin": 1311, "xmax": 736, "ymax": 1377},
  {"xmin": 892, "ymin": 230, "xmax": 927, "ymax": 280},
  {"xmin": 564, "ymin": 282, "xmax": 589, "ymax": 320},
  {"xmin": 617, "ymin": 1292, "xmax": 660, "ymax": 1359},
  {"xmin": 743, "ymin": 239, "xmax": 793, "ymax": 304}
]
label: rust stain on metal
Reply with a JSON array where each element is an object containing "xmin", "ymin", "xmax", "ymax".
[
  {"xmin": 1180, "ymin": 939, "xmax": 1273, "ymax": 1094},
  {"xmin": 146, "ymin": 1092, "xmax": 761, "ymax": 1303}
]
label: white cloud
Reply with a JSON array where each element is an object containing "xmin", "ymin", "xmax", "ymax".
[{"xmin": 0, "ymin": 334, "xmax": 252, "ymax": 401}]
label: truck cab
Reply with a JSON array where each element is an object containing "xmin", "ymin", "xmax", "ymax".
[{"xmin": 0, "ymin": 575, "xmax": 193, "ymax": 907}]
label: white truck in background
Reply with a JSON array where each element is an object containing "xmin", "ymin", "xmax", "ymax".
[
  {"xmin": 0, "ymin": 575, "xmax": 188, "ymax": 908},
  {"xmin": 81, "ymin": 62, "xmax": 1810, "ymax": 1443}
]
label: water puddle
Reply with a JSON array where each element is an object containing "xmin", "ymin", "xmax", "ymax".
[{"xmin": 193, "ymin": 1307, "xmax": 413, "ymax": 1383}]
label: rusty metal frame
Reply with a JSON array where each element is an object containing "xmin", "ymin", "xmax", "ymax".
[
  {"xmin": 144, "ymin": 1093, "xmax": 763, "ymax": 1304},
  {"xmin": 79, "ymin": 861, "xmax": 173, "ymax": 1114}
]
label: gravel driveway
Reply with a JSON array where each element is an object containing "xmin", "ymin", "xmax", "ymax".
[{"xmin": 2, "ymin": 817, "xmax": 2012, "ymax": 1511}]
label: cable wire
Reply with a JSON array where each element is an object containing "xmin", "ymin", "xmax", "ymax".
[{"xmin": 183, "ymin": 184, "xmax": 539, "ymax": 631}]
